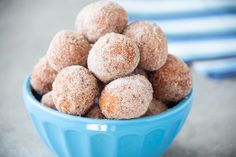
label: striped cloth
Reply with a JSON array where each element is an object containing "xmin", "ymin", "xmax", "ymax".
[{"xmin": 117, "ymin": 0, "xmax": 236, "ymax": 79}]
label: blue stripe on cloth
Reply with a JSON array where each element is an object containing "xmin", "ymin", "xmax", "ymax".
[
  {"xmin": 128, "ymin": 8, "xmax": 236, "ymax": 21},
  {"xmin": 207, "ymin": 72, "xmax": 236, "ymax": 79},
  {"xmin": 118, "ymin": 0, "xmax": 236, "ymax": 78},
  {"xmin": 193, "ymin": 58, "xmax": 236, "ymax": 79},
  {"xmin": 174, "ymin": 51, "xmax": 236, "ymax": 62},
  {"xmin": 167, "ymin": 32, "xmax": 236, "ymax": 42}
]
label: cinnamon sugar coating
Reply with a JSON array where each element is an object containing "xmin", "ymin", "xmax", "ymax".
[
  {"xmin": 150, "ymin": 54, "xmax": 192, "ymax": 103},
  {"xmin": 99, "ymin": 75, "xmax": 153, "ymax": 119},
  {"xmin": 31, "ymin": 57, "xmax": 57, "ymax": 95},
  {"xmin": 123, "ymin": 21, "xmax": 168, "ymax": 71},
  {"xmin": 29, "ymin": 0, "xmax": 194, "ymax": 120},
  {"xmin": 88, "ymin": 33, "xmax": 140, "ymax": 83},
  {"xmin": 75, "ymin": 1, "xmax": 128, "ymax": 43},
  {"xmin": 41, "ymin": 91, "xmax": 56, "ymax": 109},
  {"xmin": 46, "ymin": 30, "xmax": 91, "ymax": 71},
  {"xmin": 52, "ymin": 66, "xmax": 98, "ymax": 115}
]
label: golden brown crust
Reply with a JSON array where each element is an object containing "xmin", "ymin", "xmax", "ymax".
[
  {"xmin": 150, "ymin": 54, "xmax": 192, "ymax": 103},
  {"xmin": 100, "ymin": 92, "xmax": 117, "ymax": 115},
  {"xmin": 31, "ymin": 57, "xmax": 57, "ymax": 95},
  {"xmin": 46, "ymin": 30, "xmax": 91, "ymax": 71},
  {"xmin": 87, "ymin": 33, "xmax": 140, "ymax": 83},
  {"xmin": 75, "ymin": 1, "xmax": 128, "ymax": 42},
  {"xmin": 41, "ymin": 91, "xmax": 56, "ymax": 109},
  {"xmin": 123, "ymin": 21, "xmax": 168, "ymax": 71},
  {"xmin": 52, "ymin": 65, "xmax": 98, "ymax": 115},
  {"xmin": 99, "ymin": 75, "xmax": 153, "ymax": 119}
]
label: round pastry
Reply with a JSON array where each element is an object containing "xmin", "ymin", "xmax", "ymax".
[
  {"xmin": 144, "ymin": 99, "xmax": 167, "ymax": 116},
  {"xmin": 41, "ymin": 91, "xmax": 56, "ymax": 109},
  {"xmin": 31, "ymin": 57, "xmax": 57, "ymax": 95},
  {"xmin": 86, "ymin": 104, "xmax": 105, "ymax": 119},
  {"xmin": 87, "ymin": 32, "xmax": 140, "ymax": 83},
  {"xmin": 150, "ymin": 54, "xmax": 192, "ymax": 103},
  {"xmin": 99, "ymin": 75, "xmax": 153, "ymax": 119},
  {"xmin": 75, "ymin": 0, "xmax": 128, "ymax": 43},
  {"xmin": 52, "ymin": 65, "xmax": 98, "ymax": 115},
  {"xmin": 46, "ymin": 30, "xmax": 91, "ymax": 71},
  {"xmin": 123, "ymin": 21, "xmax": 168, "ymax": 71}
]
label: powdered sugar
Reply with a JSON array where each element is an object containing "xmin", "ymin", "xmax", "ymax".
[
  {"xmin": 99, "ymin": 74, "xmax": 153, "ymax": 119},
  {"xmin": 75, "ymin": 1, "xmax": 128, "ymax": 42},
  {"xmin": 46, "ymin": 30, "xmax": 91, "ymax": 71},
  {"xmin": 88, "ymin": 33, "xmax": 140, "ymax": 83},
  {"xmin": 150, "ymin": 54, "xmax": 192, "ymax": 103},
  {"xmin": 41, "ymin": 91, "xmax": 56, "ymax": 109},
  {"xmin": 52, "ymin": 65, "xmax": 98, "ymax": 115},
  {"xmin": 123, "ymin": 21, "xmax": 168, "ymax": 71},
  {"xmin": 30, "ymin": 56, "xmax": 57, "ymax": 95}
]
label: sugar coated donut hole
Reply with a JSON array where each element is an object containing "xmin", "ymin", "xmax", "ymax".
[
  {"xmin": 52, "ymin": 65, "xmax": 98, "ymax": 115},
  {"xmin": 86, "ymin": 104, "xmax": 105, "ymax": 119},
  {"xmin": 99, "ymin": 75, "xmax": 153, "ymax": 119},
  {"xmin": 144, "ymin": 99, "xmax": 167, "ymax": 117},
  {"xmin": 123, "ymin": 21, "xmax": 168, "ymax": 71},
  {"xmin": 31, "ymin": 57, "xmax": 57, "ymax": 95},
  {"xmin": 41, "ymin": 91, "xmax": 56, "ymax": 109},
  {"xmin": 150, "ymin": 54, "xmax": 192, "ymax": 103},
  {"xmin": 46, "ymin": 30, "xmax": 91, "ymax": 71},
  {"xmin": 88, "ymin": 32, "xmax": 140, "ymax": 83},
  {"xmin": 75, "ymin": 1, "xmax": 128, "ymax": 43}
]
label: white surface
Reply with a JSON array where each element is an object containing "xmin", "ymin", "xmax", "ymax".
[
  {"xmin": 153, "ymin": 15, "xmax": 236, "ymax": 36},
  {"xmin": 118, "ymin": 0, "xmax": 236, "ymax": 14},
  {"xmin": 169, "ymin": 38, "xmax": 236, "ymax": 61}
]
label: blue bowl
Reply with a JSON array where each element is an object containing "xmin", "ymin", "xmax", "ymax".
[{"xmin": 22, "ymin": 76, "xmax": 193, "ymax": 157}]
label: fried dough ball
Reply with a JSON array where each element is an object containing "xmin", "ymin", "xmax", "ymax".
[
  {"xmin": 41, "ymin": 91, "xmax": 56, "ymax": 109},
  {"xmin": 124, "ymin": 21, "xmax": 168, "ymax": 71},
  {"xmin": 52, "ymin": 65, "xmax": 98, "ymax": 115},
  {"xmin": 88, "ymin": 33, "xmax": 140, "ymax": 83},
  {"xmin": 46, "ymin": 30, "xmax": 91, "ymax": 71},
  {"xmin": 75, "ymin": 1, "xmax": 128, "ymax": 42},
  {"xmin": 99, "ymin": 75, "xmax": 153, "ymax": 119},
  {"xmin": 31, "ymin": 57, "xmax": 57, "ymax": 95},
  {"xmin": 150, "ymin": 54, "xmax": 192, "ymax": 103}
]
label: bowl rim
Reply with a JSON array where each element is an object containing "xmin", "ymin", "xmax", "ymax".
[{"xmin": 23, "ymin": 75, "xmax": 193, "ymax": 124}]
